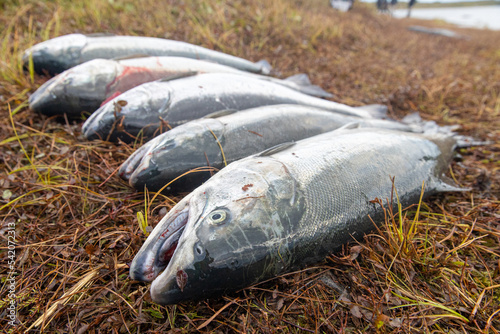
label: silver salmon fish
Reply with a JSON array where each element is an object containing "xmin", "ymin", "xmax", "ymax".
[
  {"xmin": 23, "ymin": 34, "xmax": 271, "ymax": 76},
  {"xmin": 129, "ymin": 126, "xmax": 460, "ymax": 304},
  {"xmin": 82, "ymin": 73, "xmax": 386, "ymax": 143},
  {"xmin": 120, "ymin": 104, "xmax": 414, "ymax": 192},
  {"xmin": 29, "ymin": 57, "xmax": 331, "ymax": 118}
]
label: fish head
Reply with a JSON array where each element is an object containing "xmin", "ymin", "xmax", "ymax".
[
  {"xmin": 130, "ymin": 156, "xmax": 304, "ymax": 304},
  {"xmin": 23, "ymin": 34, "xmax": 88, "ymax": 76},
  {"xmin": 82, "ymin": 81, "xmax": 172, "ymax": 142},
  {"xmin": 128, "ymin": 119, "xmax": 225, "ymax": 192},
  {"xmin": 29, "ymin": 59, "xmax": 120, "ymax": 118}
]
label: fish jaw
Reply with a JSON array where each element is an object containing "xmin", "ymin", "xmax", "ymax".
[
  {"xmin": 29, "ymin": 59, "xmax": 119, "ymax": 118},
  {"xmin": 147, "ymin": 158, "xmax": 304, "ymax": 304},
  {"xmin": 129, "ymin": 194, "xmax": 195, "ymax": 282},
  {"xmin": 119, "ymin": 141, "xmax": 156, "ymax": 181},
  {"xmin": 29, "ymin": 76, "xmax": 61, "ymax": 116},
  {"xmin": 81, "ymin": 105, "xmax": 119, "ymax": 141},
  {"xmin": 23, "ymin": 34, "xmax": 87, "ymax": 76}
]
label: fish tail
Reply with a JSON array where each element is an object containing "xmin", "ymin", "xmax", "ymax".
[{"xmin": 402, "ymin": 112, "xmax": 492, "ymax": 147}]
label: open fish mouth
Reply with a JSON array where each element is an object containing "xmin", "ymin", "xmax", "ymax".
[
  {"xmin": 129, "ymin": 204, "xmax": 190, "ymax": 282},
  {"xmin": 154, "ymin": 209, "xmax": 188, "ymax": 270}
]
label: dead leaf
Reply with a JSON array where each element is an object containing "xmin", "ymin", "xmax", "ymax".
[
  {"xmin": 350, "ymin": 305, "xmax": 363, "ymax": 318},
  {"xmin": 350, "ymin": 245, "xmax": 363, "ymax": 261},
  {"xmin": 388, "ymin": 317, "xmax": 402, "ymax": 328},
  {"xmin": 85, "ymin": 244, "xmax": 100, "ymax": 256},
  {"xmin": 276, "ymin": 298, "xmax": 284, "ymax": 310}
]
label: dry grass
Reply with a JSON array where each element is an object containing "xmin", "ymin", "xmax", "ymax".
[{"xmin": 0, "ymin": 0, "xmax": 499, "ymax": 333}]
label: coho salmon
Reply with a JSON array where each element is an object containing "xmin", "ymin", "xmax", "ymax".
[
  {"xmin": 29, "ymin": 57, "xmax": 331, "ymax": 118},
  {"xmin": 82, "ymin": 73, "xmax": 387, "ymax": 143},
  {"xmin": 23, "ymin": 34, "xmax": 271, "ymax": 75},
  {"xmin": 120, "ymin": 105, "xmax": 414, "ymax": 192},
  {"xmin": 129, "ymin": 126, "xmax": 460, "ymax": 304}
]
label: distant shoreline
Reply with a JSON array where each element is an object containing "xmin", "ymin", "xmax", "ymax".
[
  {"xmin": 389, "ymin": 0, "xmax": 500, "ymax": 9},
  {"xmin": 392, "ymin": 5, "xmax": 500, "ymax": 30}
]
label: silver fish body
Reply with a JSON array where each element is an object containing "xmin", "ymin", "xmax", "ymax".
[
  {"xmin": 23, "ymin": 34, "xmax": 270, "ymax": 75},
  {"xmin": 82, "ymin": 73, "xmax": 385, "ymax": 143},
  {"xmin": 120, "ymin": 104, "xmax": 414, "ymax": 192},
  {"xmin": 29, "ymin": 57, "xmax": 332, "ymax": 118},
  {"xmin": 129, "ymin": 127, "xmax": 458, "ymax": 304}
]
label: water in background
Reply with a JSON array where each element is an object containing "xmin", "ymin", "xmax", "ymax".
[{"xmin": 392, "ymin": 5, "xmax": 500, "ymax": 30}]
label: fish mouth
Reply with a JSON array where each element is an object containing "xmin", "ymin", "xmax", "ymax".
[
  {"xmin": 23, "ymin": 34, "xmax": 88, "ymax": 75},
  {"xmin": 29, "ymin": 79, "xmax": 58, "ymax": 112},
  {"xmin": 29, "ymin": 75, "xmax": 70, "ymax": 116},
  {"xmin": 129, "ymin": 204, "xmax": 190, "ymax": 282},
  {"xmin": 118, "ymin": 143, "xmax": 151, "ymax": 181},
  {"xmin": 82, "ymin": 111, "xmax": 116, "ymax": 141},
  {"xmin": 154, "ymin": 209, "xmax": 188, "ymax": 270}
]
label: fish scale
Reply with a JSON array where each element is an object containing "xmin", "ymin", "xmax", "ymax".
[{"xmin": 283, "ymin": 132, "xmax": 438, "ymax": 264}]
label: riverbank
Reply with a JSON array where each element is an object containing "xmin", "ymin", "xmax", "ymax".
[{"xmin": 0, "ymin": 1, "xmax": 498, "ymax": 333}]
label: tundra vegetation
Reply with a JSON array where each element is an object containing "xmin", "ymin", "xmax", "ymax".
[{"xmin": 0, "ymin": 0, "xmax": 498, "ymax": 333}]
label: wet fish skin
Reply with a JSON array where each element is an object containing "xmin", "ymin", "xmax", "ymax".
[
  {"xmin": 82, "ymin": 73, "xmax": 385, "ymax": 143},
  {"xmin": 129, "ymin": 127, "xmax": 458, "ymax": 304},
  {"xmin": 22, "ymin": 34, "xmax": 271, "ymax": 76},
  {"xmin": 120, "ymin": 104, "xmax": 415, "ymax": 192},
  {"xmin": 28, "ymin": 57, "xmax": 332, "ymax": 118}
]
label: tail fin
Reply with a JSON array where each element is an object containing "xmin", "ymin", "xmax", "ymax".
[
  {"xmin": 284, "ymin": 74, "xmax": 333, "ymax": 98},
  {"xmin": 402, "ymin": 112, "xmax": 492, "ymax": 147}
]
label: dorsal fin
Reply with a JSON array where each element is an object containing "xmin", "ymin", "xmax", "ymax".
[
  {"xmin": 203, "ymin": 109, "xmax": 238, "ymax": 119},
  {"xmin": 282, "ymin": 73, "xmax": 333, "ymax": 98},
  {"xmin": 159, "ymin": 71, "xmax": 199, "ymax": 82},
  {"xmin": 258, "ymin": 142, "xmax": 295, "ymax": 157},
  {"xmin": 338, "ymin": 122, "xmax": 360, "ymax": 130},
  {"xmin": 284, "ymin": 73, "xmax": 311, "ymax": 85}
]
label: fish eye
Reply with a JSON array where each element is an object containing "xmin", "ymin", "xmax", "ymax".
[{"xmin": 207, "ymin": 209, "xmax": 228, "ymax": 225}]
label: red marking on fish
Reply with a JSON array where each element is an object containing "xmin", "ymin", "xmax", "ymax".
[
  {"xmin": 101, "ymin": 91, "xmax": 122, "ymax": 106},
  {"xmin": 160, "ymin": 241, "xmax": 178, "ymax": 264},
  {"xmin": 242, "ymin": 184, "xmax": 253, "ymax": 191},
  {"xmin": 160, "ymin": 229, "xmax": 170, "ymax": 238},
  {"xmin": 248, "ymin": 130, "xmax": 263, "ymax": 137},
  {"xmin": 104, "ymin": 65, "xmax": 161, "ymax": 101}
]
